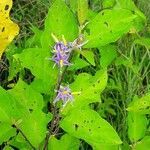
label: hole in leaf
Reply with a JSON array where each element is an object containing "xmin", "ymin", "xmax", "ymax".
[
  {"xmin": 104, "ymin": 21, "xmax": 109, "ymax": 27},
  {"xmin": 1, "ymin": 27, "xmax": 5, "ymax": 32},
  {"xmin": 146, "ymin": 106, "xmax": 150, "ymax": 109},
  {"xmin": 74, "ymin": 124, "xmax": 79, "ymax": 131},
  {"xmin": 5, "ymin": 5, "xmax": 9, "ymax": 11},
  {"xmin": 29, "ymin": 108, "xmax": 33, "ymax": 113},
  {"xmin": 101, "ymin": 12, "xmax": 105, "ymax": 16}
]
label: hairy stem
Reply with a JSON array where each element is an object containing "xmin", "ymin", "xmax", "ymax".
[{"xmin": 43, "ymin": 52, "xmax": 74, "ymax": 150}]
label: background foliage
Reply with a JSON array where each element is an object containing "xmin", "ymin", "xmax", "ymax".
[{"xmin": 0, "ymin": 0, "xmax": 150, "ymax": 150}]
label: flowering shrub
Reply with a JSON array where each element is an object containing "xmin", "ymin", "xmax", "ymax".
[{"xmin": 0, "ymin": 0, "xmax": 150, "ymax": 150}]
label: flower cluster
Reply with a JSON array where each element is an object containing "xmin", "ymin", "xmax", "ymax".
[
  {"xmin": 51, "ymin": 34, "xmax": 87, "ymax": 106},
  {"xmin": 52, "ymin": 42, "xmax": 71, "ymax": 68},
  {"xmin": 54, "ymin": 85, "xmax": 73, "ymax": 106}
]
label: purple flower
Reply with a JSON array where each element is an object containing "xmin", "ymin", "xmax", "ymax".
[
  {"xmin": 54, "ymin": 42, "xmax": 68, "ymax": 53},
  {"xmin": 52, "ymin": 52, "xmax": 70, "ymax": 68},
  {"xmin": 54, "ymin": 85, "xmax": 73, "ymax": 106},
  {"xmin": 52, "ymin": 42, "xmax": 71, "ymax": 68}
]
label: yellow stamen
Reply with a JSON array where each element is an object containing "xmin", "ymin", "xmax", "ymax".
[
  {"xmin": 60, "ymin": 59, "xmax": 64, "ymax": 68},
  {"xmin": 72, "ymin": 91, "xmax": 81, "ymax": 95},
  {"xmin": 62, "ymin": 35, "xmax": 67, "ymax": 46},
  {"xmin": 63, "ymin": 91, "xmax": 68, "ymax": 95},
  {"xmin": 51, "ymin": 33, "xmax": 59, "ymax": 42}
]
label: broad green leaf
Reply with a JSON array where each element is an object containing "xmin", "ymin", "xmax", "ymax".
[
  {"xmin": 5, "ymin": 44, "xmax": 23, "ymax": 81},
  {"xmin": 15, "ymin": 48, "xmax": 57, "ymax": 94},
  {"xmin": 102, "ymin": 0, "xmax": 116, "ymax": 9},
  {"xmin": 41, "ymin": 0, "xmax": 78, "ymax": 49},
  {"xmin": 8, "ymin": 80, "xmax": 52, "ymax": 148},
  {"xmin": 87, "ymin": 9, "xmax": 98, "ymax": 21},
  {"xmin": 115, "ymin": 0, "xmax": 146, "ymax": 21},
  {"xmin": 134, "ymin": 136, "xmax": 150, "ymax": 150},
  {"xmin": 77, "ymin": 0, "xmax": 88, "ymax": 25},
  {"xmin": 17, "ymin": 110, "xmax": 51, "ymax": 148},
  {"xmin": 62, "ymin": 69, "xmax": 107, "ymax": 114},
  {"xmin": 68, "ymin": 0, "xmax": 77, "ymax": 13},
  {"xmin": 0, "ymin": 87, "xmax": 24, "ymax": 144},
  {"xmin": 0, "ymin": 122, "xmax": 16, "ymax": 145},
  {"xmin": 93, "ymin": 143, "xmax": 118, "ymax": 150},
  {"xmin": 0, "ymin": 0, "xmax": 19, "ymax": 57},
  {"xmin": 84, "ymin": 9, "xmax": 137, "ymax": 48},
  {"xmin": 127, "ymin": 112, "xmax": 147, "ymax": 142},
  {"xmin": 69, "ymin": 57, "xmax": 89, "ymax": 70},
  {"xmin": 61, "ymin": 108, "xmax": 122, "ymax": 146},
  {"xmin": 26, "ymin": 26, "xmax": 43, "ymax": 48},
  {"xmin": 127, "ymin": 94, "xmax": 150, "ymax": 114},
  {"xmin": 0, "ymin": 86, "xmax": 21, "ymax": 123},
  {"xmin": 7, "ymin": 56, "xmax": 21, "ymax": 81},
  {"xmin": 49, "ymin": 134, "xmax": 80, "ymax": 150},
  {"xmin": 8, "ymin": 79, "xmax": 44, "ymax": 112},
  {"xmin": 3, "ymin": 146, "xmax": 13, "ymax": 150},
  {"xmin": 81, "ymin": 50, "xmax": 95, "ymax": 66},
  {"xmin": 115, "ymin": 0, "xmax": 146, "ymax": 32},
  {"xmin": 99, "ymin": 45, "xmax": 117, "ymax": 68},
  {"xmin": 9, "ymin": 133, "xmax": 32, "ymax": 150}
]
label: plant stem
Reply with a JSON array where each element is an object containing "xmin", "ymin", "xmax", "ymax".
[
  {"xmin": 43, "ymin": 69, "xmax": 64, "ymax": 150},
  {"xmin": 43, "ymin": 52, "xmax": 74, "ymax": 150}
]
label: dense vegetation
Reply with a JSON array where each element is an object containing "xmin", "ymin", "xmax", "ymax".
[{"xmin": 0, "ymin": 0, "xmax": 150, "ymax": 149}]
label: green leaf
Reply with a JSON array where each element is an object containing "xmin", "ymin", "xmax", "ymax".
[
  {"xmin": 127, "ymin": 112, "xmax": 148, "ymax": 142},
  {"xmin": 60, "ymin": 108, "xmax": 122, "ymax": 147},
  {"xmin": 0, "ymin": 87, "xmax": 24, "ymax": 144},
  {"xmin": 62, "ymin": 69, "xmax": 107, "ymax": 115},
  {"xmin": 127, "ymin": 94, "xmax": 150, "ymax": 114},
  {"xmin": 99, "ymin": 45, "xmax": 117, "ymax": 68},
  {"xmin": 8, "ymin": 80, "xmax": 52, "ymax": 148},
  {"xmin": 102, "ymin": 0, "xmax": 116, "ymax": 9},
  {"xmin": 0, "ymin": 122, "xmax": 16, "ymax": 145},
  {"xmin": 115, "ymin": 0, "xmax": 146, "ymax": 21},
  {"xmin": 69, "ymin": 0, "xmax": 77, "ymax": 13},
  {"xmin": 87, "ymin": 9, "xmax": 98, "ymax": 21},
  {"xmin": 49, "ymin": 134, "xmax": 80, "ymax": 150},
  {"xmin": 115, "ymin": 0, "xmax": 146, "ymax": 32},
  {"xmin": 8, "ymin": 79, "xmax": 44, "ymax": 112},
  {"xmin": 77, "ymin": 0, "xmax": 88, "ymax": 25},
  {"xmin": 9, "ymin": 133, "xmax": 32, "ymax": 150},
  {"xmin": 0, "ymin": 87, "xmax": 21, "ymax": 123},
  {"xmin": 18, "ymin": 110, "xmax": 51, "ymax": 148},
  {"xmin": 93, "ymin": 144, "xmax": 119, "ymax": 150},
  {"xmin": 41, "ymin": 0, "xmax": 78, "ymax": 49},
  {"xmin": 3, "ymin": 146, "xmax": 13, "ymax": 150},
  {"xmin": 81, "ymin": 50, "xmax": 95, "ymax": 66},
  {"xmin": 69, "ymin": 57, "xmax": 89, "ymax": 70},
  {"xmin": 84, "ymin": 9, "xmax": 138, "ymax": 48},
  {"xmin": 135, "ymin": 136, "xmax": 150, "ymax": 150},
  {"xmin": 15, "ymin": 48, "xmax": 58, "ymax": 94},
  {"xmin": 26, "ymin": 26, "xmax": 43, "ymax": 48}
]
